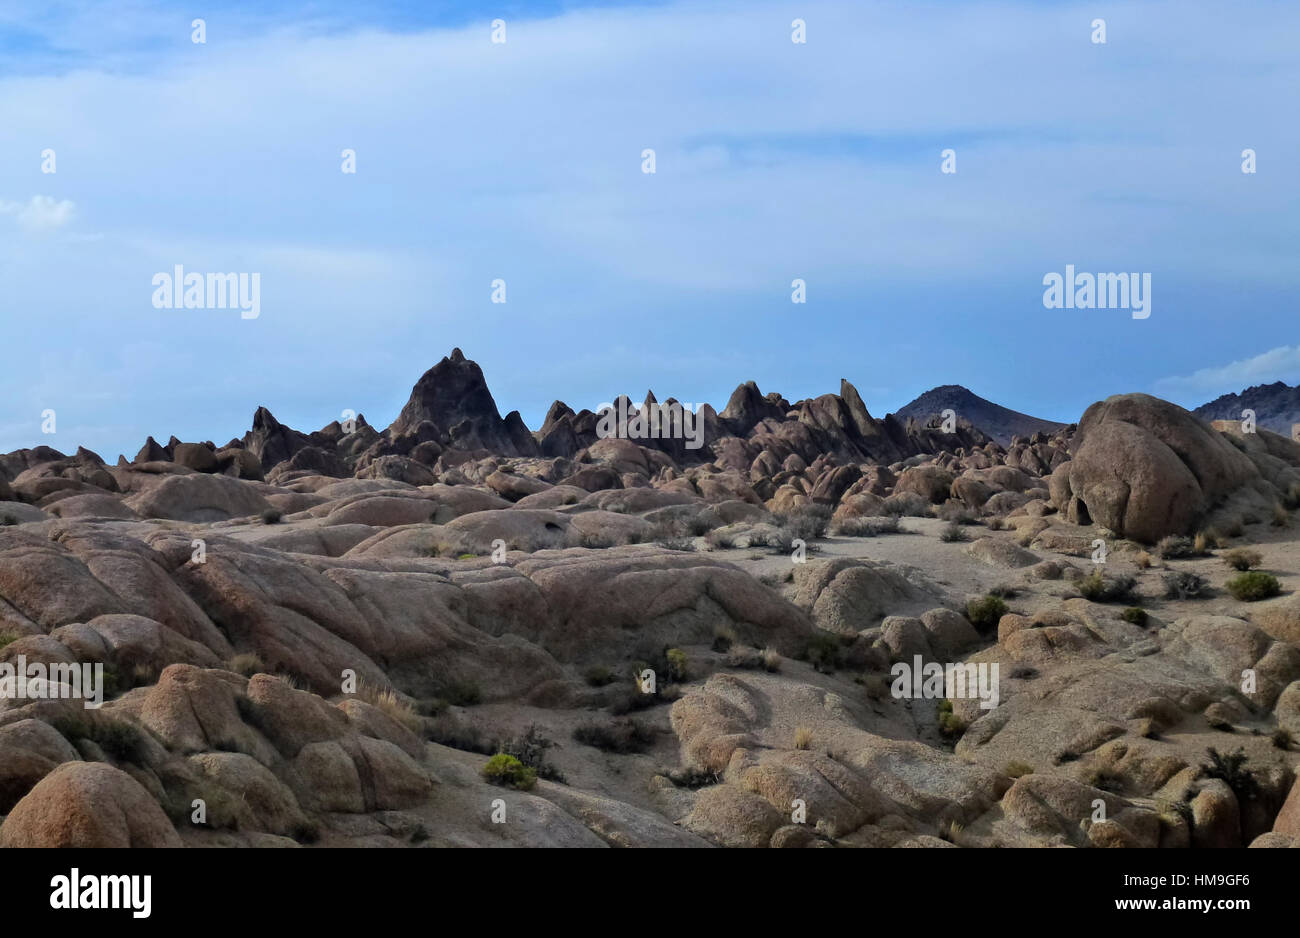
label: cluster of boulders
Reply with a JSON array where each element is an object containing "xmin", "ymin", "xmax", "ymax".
[{"xmin": 1, "ymin": 351, "xmax": 1299, "ymax": 847}]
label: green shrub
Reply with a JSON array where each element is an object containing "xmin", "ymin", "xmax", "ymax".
[
  {"xmin": 937, "ymin": 699, "xmax": 967, "ymax": 738},
  {"xmin": 1225, "ymin": 571, "xmax": 1281, "ymax": 602},
  {"xmin": 1120, "ymin": 606, "xmax": 1149, "ymax": 626},
  {"xmin": 1200, "ymin": 747, "xmax": 1258, "ymax": 803},
  {"xmin": 665, "ymin": 647, "xmax": 688, "ymax": 681},
  {"xmin": 965, "ymin": 594, "xmax": 1008, "ymax": 634},
  {"xmin": 583, "ymin": 665, "xmax": 615, "ymax": 687},
  {"xmin": 482, "ymin": 753, "xmax": 537, "ymax": 790},
  {"xmin": 500, "ymin": 724, "xmax": 565, "ymax": 783}
]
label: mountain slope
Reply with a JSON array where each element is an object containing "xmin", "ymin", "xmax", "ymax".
[
  {"xmin": 1193, "ymin": 381, "xmax": 1300, "ymax": 436},
  {"xmin": 893, "ymin": 385, "xmax": 1067, "ymax": 446}
]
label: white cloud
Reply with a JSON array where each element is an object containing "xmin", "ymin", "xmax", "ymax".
[
  {"xmin": 0, "ymin": 195, "xmax": 76, "ymax": 231},
  {"xmin": 1154, "ymin": 346, "xmax": 1300, "ymax": 397}
]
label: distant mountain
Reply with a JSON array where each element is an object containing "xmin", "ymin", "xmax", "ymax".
[
  {"xmin": 1193, "ymin": 381, "xmax": 1300, "ymax": 436},
  {"xmin": 893, "ymin": 385, "xmax": 1067, "ymax": 446}
]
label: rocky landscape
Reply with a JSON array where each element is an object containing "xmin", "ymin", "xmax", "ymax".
[{"xmin": 1, "ymin": 348, "xmax": 1299, "ymax": 849}]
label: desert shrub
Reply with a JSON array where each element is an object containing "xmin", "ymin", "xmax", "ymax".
[
  {"xmin": 937, "ymin": 503, "xmax": 978, "ymax": 525},
  {"xmin": 793, "ymin": 726, "xmax": 813, "ymax": 750},
  {"xmin": 1004, "ymin": 761, "xmax": 1034, "ymax": 779},
  {"xmin": 1272, "ymin": 728, "xmax": 1295, "ymax": 751},
  {"xmin": 1157, "ymin": 535, "xmax": 1197, "ymax": 559},
  {"xmin": 500, "ymin": 724, "xmax": 565, "ymax": 782},
  {"xmin": 724, "ymin": 646, "xmax": 761, "ymax": 669},
  {"xmin": 965, "ymin": 594, "xmax": 1008, "ymax": 634},
  {"xmin": 868, "ymin": 515, "xmax": 901, "ymax": 534},
  {"xmin": 860, "ymin": 673, "xmax": 890, "ymax": 700},
  {"xmin": 356, "ymin": 682, "xmax": 422, "ymax": 733},
  {"xmin": 883, "ymin": 492, "xmax": 930, "ymax": 517},
  {"xmin": 1272, "ymin": 502, "xmax": 1291, "ymax": 527},
  {"xmin": 1082, "ymin": 767, "xmax": 1125, "ymax": 793},
  {"xmin": 665, "ymin": 648, "xmax": 688, "ymax": 681},
  {"xmin": 481, "ymin": 753, "xmax": 537, "ymax": 790},
  {"xmin": 1078, "ymin": 571, "xmax": 1137, "ymax": 603},
  {"xmin": 1134, "ymin": 550, "xmax": 1152, "ymax": 569},
  {"xmin": 1162, "ymin": 570, "xmax": 1210, "ymax": 600},
  {"xmin": 988, "ymin": 584, "xmax": 1018, "ymax": 599},
  {"xmin": 0, "ymin": 631, "xmax": 18, "ymax": 650},
  {"xmin": 666, "ymin": 766, "xmax": 723, "ymax": 789},
  {"xmin": 937, "ymin": 699, "xmax": 966, "ymax": 739},
  {"xmin": 802, "ymin": 632, "xmax": 843, "ymax": 673},
  {"xmin": 939, "ymin": 522, "xmax": 969, "ymax": 543},
  {"xmin": 1200, "ymin": 747, "xmax": 1258, "ymax": 803},
  {"xmin": 1221, "ymin": 517, "xmax": 1245, "ymax": 538},
  {"xmin": 583, "ymin": 665, "xmax": 616, "ymax": 687},
  {"xmin": 1226, "ymin": 571, "xmax": 1281, "ymax": 602},
  {"xmin": 1222, "ymin": 548, "xmax": 1263, "ymax": 572},
  {"xmin": 1282, "ymin": 482, "xmax": 1300, "ymax": 511},
  {"xmin": 985, "ymin": 516, "xmax": 1005, "ymax": 531},
  {"xmin": 260, "ymin": 508, "xmax": 282, "ymax": 525},
  {"xmin": 607, "ymin": 679, "xmax": 680, "ymax": 715},
  {"xmin": 443, "ymin": 680, "xmax": 482, "ymax": 706},
  {"xmin": 426, "ymin": 714, "xmax": 498, "ymax": 754},
  {"xmin": 52, "ymin": 714, "xmax": 146, "ymax": 764},
  {"xmin": 226, "ymin": 652, "xmax": 265, "ymax": 677},
  {"xmin": 774, "ymin": 505, "xmax": 832, "ymax": 542},
  {"xmin": 1120, "ymin": 606, "xmax": 1149, "ymax": 626},
  {"xmin": 572, "ymin": 718, "xmax": 656, "ymax": 754},
  {"xmin": 761, "ymin": 647, "xmax": 782, "ymax": 672},
  {"xmin": 1194, "ymin": 531, "xmax": 1212, "ymax": 553},
  {"xmin": 711, "ymin": 624, "xmax": 736, "ymax": 653},
  {"xmin": 830, "ymin": 516, "xmax": 879, "ymax": 537}
]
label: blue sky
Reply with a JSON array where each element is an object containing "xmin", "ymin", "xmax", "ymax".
[{"xmin": 1, "ymin": 0, "xmax": 1298, "ymax": 458}]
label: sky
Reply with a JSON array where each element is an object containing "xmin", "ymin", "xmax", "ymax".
[{"xmin": 1, "ymin": 0, "xmax": 1297, "ymax": 458}]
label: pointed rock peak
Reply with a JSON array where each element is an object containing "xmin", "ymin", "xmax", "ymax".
[
  {"xmin": 252, "ymin": 406, "xmax": 282, "ymax": 431},
  {"xmin": 840, "ymin": 378, "xmax": 876, "ymax": 422},
  {"xmin": 449, "ymin": 347, "xmax": 466, "ymax": 363},
  {"xmin": 643, "ymin": 390, "xmax": 659, "ymax": 407}
]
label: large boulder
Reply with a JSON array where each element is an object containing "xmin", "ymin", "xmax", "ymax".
[
  {"xmin": 1054, "ymin": 394, "xmax": 1261, "ymax": 542},
  {"xmin": 0, "ymin": 762, "xmax": 180, "ymax": 847}
]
